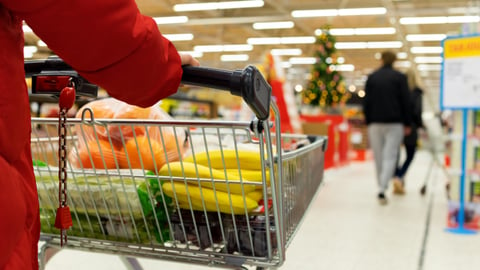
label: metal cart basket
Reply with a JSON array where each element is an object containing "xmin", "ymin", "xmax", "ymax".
[{"xmin": 29, "ymin": 62, "xmax": 327, "ymax": 269}]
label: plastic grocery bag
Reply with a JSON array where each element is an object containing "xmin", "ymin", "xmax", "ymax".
[{"xmin": 69, "ymin": 98, "xmax": 188, "ymax": 172}]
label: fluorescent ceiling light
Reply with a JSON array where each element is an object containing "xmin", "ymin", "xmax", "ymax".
[
  {"xmin": 253, "ymin": 21, "xmax": 294, "ymax": 30},
  {"xmin": 281, "ymin": 36, "xmax": 316, "ymax": 44},
  {"xmin": 410, "ymin": 46, "xmax": 443, "ymax": 54},
  {"xmin": 223, "ymin": 44, "xmax": 254, "ymax": 51},
  {"xmin": 194, "ymin": 44, "xmax": 253, "ymax": 52},
  {"xmin": 414, "ymin": 56, "xmax": 443, "ymax": 64},
  {"xmin": 220, "ymin": 54, "xmax": 249, "ymax": 62},
  {"xmin": 335, "ymin": 42, "xmax": 367, "ymax": 49},
  {"xmin": 397, "ymin": 52, "xmax": 408, "ymax": 59},
  {"xmin": 338, "ymin": 7, "xmax": 386, "ymax": 16},
  {"xmin": 394, "ymin": 61, "xmax": 412, "ymax": 68},
  {"xmin": 292, "ymin": 9, "xmax": 338, "ymax": 17},
  {"xmin": 163, "ymin": 33, "xmax": 194, "ymax": 41},
  {"xmin": 22, "ymin": 25, "xmax": 33, "ymax": 33},
  {"xmin": 270, "ymin": 48, "xmax": 302, "ymax": 56},
  {"xmin": 334, "ymin": 64, "xmax": 355, "ymax": 71},
  {"xmin": 335, "ymin": 41, "xmax": 402, "ymax": 49},
  {"xmin": 24, "ymin": 46, "xmax": 37, "ymax": 58},
  {"xmin": 174, "ymin": 1, "xmax": 264, "ymax": 12},
  {"xmin": 289, "ymin": 57, "xmax": 316, "ymax": 65},
  {"xmin": 179, "ymin": 51, "xmax": 203, "ymax": 58},
  {"xmin": 247, "ymin": 36, "xmax": 315, "ymax": 45},
  {"xmin": 37, "ymin": 40, "xmax": 47, "ymax": 47},
  {"xmin": 292, "ymin": 7, "xmax": 386, "ymax": 18},
  {"xmin": 319, "ymin": 27, "xmax": 395, "ymax": 36},
  {"xmin": 153, "ymin": 16, "xmax": 188, "ymax": 24},
  {"xmin": 448, "ymin": 16, "xmax": 480, "ymax": 23},
  {"xmin": 247, "ymin": 37, "xmax": 281, "ymax": 45},
  {"xmin": 406, "ymin": 34, "xmax": 446, "ymax": 41},
  {"xmin": 417, "ymin": 64, "xmax": 442, "ymax": 71},
  {"xmin": 400, "ymin": 16, "xmax": 480, "ymax": 25},
  {"xmin": 328, "ymin": 28, "xmax": 355, "ymax": 35}
]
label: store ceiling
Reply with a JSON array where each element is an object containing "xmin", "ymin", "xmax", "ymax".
[{"xmin": 25, "ymin": 0, "xmax": 480, "ymax": 112}]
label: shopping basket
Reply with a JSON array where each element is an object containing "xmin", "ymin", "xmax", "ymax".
[{"xmin": 27, "ymin": 59, "xmax": 327, "ymax": 269}]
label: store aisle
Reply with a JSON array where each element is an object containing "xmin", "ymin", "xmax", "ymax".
[{"xmin": 43, "ymin": 150, "xmax": 480, "ymax": 270}]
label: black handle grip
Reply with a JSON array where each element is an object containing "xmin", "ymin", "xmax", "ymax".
[
  {"xmin": 182, "ymin": 65, "xmax": 271, "ymax": 120},
  {"xmin": 24, "ymin": 57, "xmax": 72, "ymax": 77},
  {"xmin": 25, "ymin": 58, "xmax": 272, "ymax": 120}
]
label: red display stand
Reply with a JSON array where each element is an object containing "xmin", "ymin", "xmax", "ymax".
[{"xmin": 300, "ymin": 114, "xmax": 350, "ymax": 169}]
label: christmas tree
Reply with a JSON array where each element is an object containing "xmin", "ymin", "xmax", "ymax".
[{"xmin": 303, "ymin": 27, "xmax": 350, "ymax": 109}]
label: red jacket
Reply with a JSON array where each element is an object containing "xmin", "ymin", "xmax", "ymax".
[{"xmin": 0, "ymin": 1, "xmax": 182, "ymax": 269}]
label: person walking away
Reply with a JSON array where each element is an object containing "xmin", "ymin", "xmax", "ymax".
[
  {"xmin": 363, "ymin": 51, "xmax": 412, "ymax": 205},
  {"xmin": 393, "ymin": 68, "xmax": 425, "ymax": 194},
  {"xmin": 0, "ymin": 1, "xmax": 199, "ymax": 269}
]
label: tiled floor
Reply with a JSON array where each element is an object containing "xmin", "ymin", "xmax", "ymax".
[{"xmin": 43, "ymin": 150, "xmax": 480, "ymax": 270}]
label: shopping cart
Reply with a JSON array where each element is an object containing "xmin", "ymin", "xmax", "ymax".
[{"xmin": 27, "ymin": 59, "xmax": 327, "ymax": 269}]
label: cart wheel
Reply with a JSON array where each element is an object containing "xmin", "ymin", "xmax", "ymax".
[{"xmin": 420, "ymin": 185, "xmax": 426, "ymax": 196}]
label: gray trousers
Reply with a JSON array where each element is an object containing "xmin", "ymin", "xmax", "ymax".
[{"xmin": 367, "ymin": 123, "xmax": 404, "ymax": 193}]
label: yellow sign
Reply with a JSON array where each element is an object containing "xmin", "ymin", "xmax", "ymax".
[{"xmin": 444, "ymin": 36, "xmax": 480, "ymax": 58}]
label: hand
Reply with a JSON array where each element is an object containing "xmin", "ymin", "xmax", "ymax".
[
  {"xmin": 404, "ymin": 126, "xmax": 412, "ymax": 136},
  {"xmin": 180, "ymin": 53, "xmax": 200, "ymax": 67}
]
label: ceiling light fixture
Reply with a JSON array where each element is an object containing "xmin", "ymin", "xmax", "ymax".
[
  {"xmin": 37, "ymin": 40, "xmax": 47, "ymax": 47},
  {"xmin": 414, "ymin": 56, "xmax": 443, "ymax": 64},
  {"xmin": 247, "ymin": 36, "xmax": 315, "ymax": 45},
  {"xmin": 396, "ymin": 52, "xmax": 408, "ymax": 59},
  {"xmin": 394, "ymin": 61, "xmax": 412, "ymax": 68},
  {"xmin": 410, "ymin": 46, "xmax": 443, "ymax": 54},
  {"xmin": 289, "ymin": 57, "xmax": 316, "ymax": 65},
  {"xmin": 24, "ymin": 46, "xmax": 38, "ymax": 58},
  {"xmin": 399, "ymin": 16, "xmax": 480, "ymax": 25},
  {"xmin": 316, "ymin": 27, "xmax": 395, "ymax": 36},
  {"xmin": 179, "ymin": 51, "xmax": 203, "ymax": 58},
  {"xmin": 153, "ymin": 16, "xmax": 189, "ymax": 24},
  {"xmin": 253, "ymin": 21, "xmax": 295, "ymax": 30},
  {"xmin": 334, "ymin": 64, "xmax": 355, "ymax": 71},
  {"xmin": 292, "ymin": 7, "xmax": 386, "ymax": 18},
  {"xmin": 220, "ymin": 54, "xmax": 249, "ymax": 62},
  {"xmin": 406, "ymin": 34, "xmax": 447, "ymax": 41},
  {"xmin": 174, "ymin": 0, "xmax": 264, "ymax": 12},
  {"xmin": 163, "ymin": 33, "xmax": 194, "ymax": 41},
  {"xmin": 335, "ymin": 41, "xmax": 403, "ymax": 49},
  {"xmin": 417, "ymin": 64, "xmax": 442, "ymax": 71}
]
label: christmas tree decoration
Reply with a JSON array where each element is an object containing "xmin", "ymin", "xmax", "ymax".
[{"xmin": 303, "ymin": 27, "xmax": 351, "ymax": 109}]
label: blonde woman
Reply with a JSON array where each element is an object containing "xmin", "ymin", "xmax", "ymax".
[{"xmin": 393, "ymin": 68, "xmax": 425, "ymax": 194}]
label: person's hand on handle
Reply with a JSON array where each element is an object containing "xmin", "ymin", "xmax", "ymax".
[
  {"xmin": 404, "ymin": 126, "xmax": 412, "ymax": 136},
  {"xmin": 180, "ymin": 53, "xmax": 200, "ymax": 67}
]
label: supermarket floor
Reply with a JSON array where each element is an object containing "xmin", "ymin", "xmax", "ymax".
[{"xmin": 43, "ymin": 149, "xmax": 480, "ymax": 270}]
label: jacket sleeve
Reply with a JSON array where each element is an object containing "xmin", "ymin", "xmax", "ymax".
[{"xmin": 4, "ymin": 0, "xmax": 182, "ymax": 107}]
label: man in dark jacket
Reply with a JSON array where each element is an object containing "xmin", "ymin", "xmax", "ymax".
[{"xmin": 363, "ymin": 50, "xmax": 412, "ymax": 205}]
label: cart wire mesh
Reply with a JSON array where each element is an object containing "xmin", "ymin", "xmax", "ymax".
[{"xmin": 32, "ymin": 103, "xmax": 326, "ymax": 269}]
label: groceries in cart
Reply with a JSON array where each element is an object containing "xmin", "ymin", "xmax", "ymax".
[
  {"xmin": 34, "ymin": 97, "xmax": 277, "ymax": 251},
  {"xmin": 68, "ymin": 97, "xmax": 187, "ymax": 171}
]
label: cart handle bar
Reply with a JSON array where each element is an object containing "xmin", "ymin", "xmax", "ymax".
[{"xmin": 25, "ymin": 57, "xmax": 272, "ymax": 120}]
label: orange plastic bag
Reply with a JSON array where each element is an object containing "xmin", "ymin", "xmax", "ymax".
[{"xmin": 70, "ymin": 98, "xmax": 187, "ymax": 171}]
